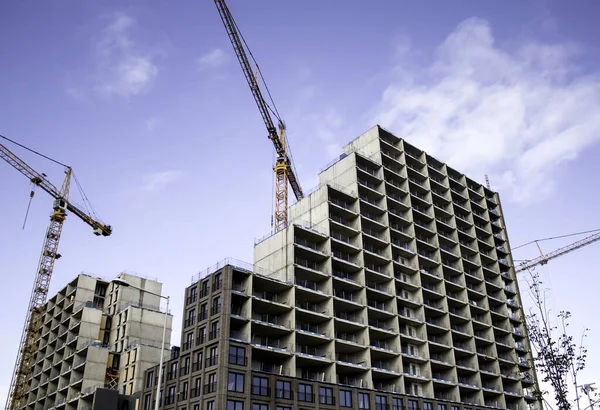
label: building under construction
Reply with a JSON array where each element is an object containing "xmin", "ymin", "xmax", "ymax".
[
  {"xmin": 137, "ymin": 126, "xmax": 541, "ymax": 410},
  {"xmin": 20, "ymin": 272, "xmax": 172, "ymax": 410}
]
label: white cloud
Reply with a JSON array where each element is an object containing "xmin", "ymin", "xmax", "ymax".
[
  {"xmin": 142, "ymin": 170, "xmax": 183, "ymax": 193},
  {"xmin": 72, "ymin": 12, "xmax": 159, "ymax": 99},
  {"xmin": 197, "ymin": 48, "xmax": 227, "ymax": 70},
  {"xmin": 373, "ymin": 17, "xmax": 600, "ymax": 202}
]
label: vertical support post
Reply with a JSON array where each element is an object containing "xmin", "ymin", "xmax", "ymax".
[{"xmin": 154, "ymin": 296, "xmax": 169, "ymax": 410}]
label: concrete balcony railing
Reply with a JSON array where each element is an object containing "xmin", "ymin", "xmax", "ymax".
[
  {"xmin": 296, "ymin": 344, "xmax": 329, "ymax": 359},
  {"xmin": 332, "ymin": 270, "xmax": 358, "ymax": 284},
  {"xmin": 336, "ymin": 311, "xmax": 364, "ymax": 324},
  {"xmin": 335, "ymin": 332, "xmax": 365, "ymax": 346},
  {"xmin": 252, "ymin": 361, "xmax": 290, "ymax": 376},
  {"xmin": 333, "ymin": 289, "xmax": 363, "ymax": 305},
  {"xmin": 252, "ymin": 291, "xmax": 289, "ymax": 305},
  {"xmin": 297, "ymin": 322, "xmax": 327, "ymax": 336}
]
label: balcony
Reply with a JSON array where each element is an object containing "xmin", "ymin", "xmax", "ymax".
[
  {"xmin": 398, "ymin": 308, "xmax": 422, "ymax": 324},
  {"xmin": 330, "ymin": 214, "xmax": 359, "ymax": 234},
  {"xmin": 388, "ymin": 208, "xmax": 411, "ymax": 224},
  {"xmin": 399, "ymin": 326, "xmax": 424, "ymax": 342},
  {"xmin": 507, "ymin": 299, "xmax": 519, "ymax": 308},
  {"xmin": 361, "ymin": 195, "xmax": 385, "ymax": 211},
  {"xmin": 432, "ymin": 373, "xmax": 456, "ymax": 386},
  {"xmin": 295, "ymin": 238, "xmax": 327, "ymax": 255},
  {"xmin": 425, "ymin": 317, "xmax": 447, "ymax": 331},
  {"xmin": 362, "ymin": 212, "xmax": 386, "ymax": 229},
  {"xmin": 358, "ymin": 178, "xmax": 382, "ymax": 195},
  {"xmin": 333, "ymin": 290, "xmax": 363, "ymax": 306},
  {"xmin": 391, "ymin": 240, "xmax": 414, "ymax": 256},
  {"xmin": 434, "ymin": 204, "xmax": 454, "ymax": 221},
  {"xmin": 332, "ymin": 251, "xmax": 361, "ymax": 269},
  {"xmin": 402, "ymin": 346, "xmax": 427, "ymax": 361},
  {"xmin": 252, "ymin": 361, "xmax": 291, "ymax": 376},
  {"xmin": 336, "ymin": 311, "xmax": 364, "ymax": 326},
  {"xmin": 253, "ymin": 291, "xmax": 289, "ymax": 308},
  {"xmin": 364, "ymin": 246, "xmax": 390, "ymax": 264},
  {"xmin": 369, "ymin": 319, "xmax": 395, "ymax": 333},
  {"xmin": 331, "ymin": 232, "xmax": 360, "ymax": 250},
  {"xmin": 336, "ymin": 353, "xmax": 368, "ymax": 368},
  {"xmin": 417, "ymin": 250, "xmax": 438, "ymax": 264},
  {"xmin": 366, "ymin": 281, "xmax": 393, "ymax": 297},
  {"xmin": 365, "ymin": 263, "xmax": 389, "ymax": 279},
  {"xmin": 367, "ymin": 299, "xmax": 390, "ymax": 314},
  {"xmin": 515, "ymin": 342, "xmax": 527, "ymax": 352},
  {"xmin": 370, "ymin": 339, "xmax": 397, "ymax": 352},
  {"xmin": 397, "ymin": 290, "xmax": 419, "ymax": 307},
  {"xmin": 252, "ymin": 313, "xmax": 291, "ymax": 330},
  {"xmin": 333, "ymin": 270, "xmax": 361, "ymax": 288},
  {"xmin": 371, "ymin": 360, "xmax": 400, "ymax": 374},
  {"xmin": 335, "ymin": 332, "xmax": 365, "ymax": 346},
  {"xmin": 388, "ymin": 193, "xmax": 410, "ymax": 209},
  {"xmin": 330, "ymin": 197, "xmax": 356, "ymax": 213},
  {"xmin": 295, "ymin": 279, "xmax": 327, "ymax": 296},
  {"xmin": 297, "ymin": 322, "xmax": 328, "ymax": 339},
  {"xmin": 357, "ymin": 163, "xmax": 381, "ymax": 179},
  {"xmin": 252, "ymin": 336, "xmax": 292, "ymax": 354},
  {"xmin": 297, "ymin": 302, "xmax": 329, "ymax": 317},
  {"xmin": 395, "ymin": 272, "xmax": 418, "ymax": 289}
]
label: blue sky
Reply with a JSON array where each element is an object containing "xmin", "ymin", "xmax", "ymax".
[{"xmin": 2, "ymin": 0, "xmax": 600, "ymax": 404}]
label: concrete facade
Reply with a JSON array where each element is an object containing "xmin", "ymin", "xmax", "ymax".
[
  {"xmin": 138, "ymin": 126, "xmax": 542, "ymax": 410},
  {"xmin": 23, "ymin": 272, "xmax": 172, "ymax": 410}
]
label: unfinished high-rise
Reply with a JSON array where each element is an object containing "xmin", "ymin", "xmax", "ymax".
[
  {"xmin": 138, "ymin": 125, "xmax": 540, "ymax": 410},
  {"xmin": 22, "ymin": 272, "xmax": 172, "ymax": 410}
]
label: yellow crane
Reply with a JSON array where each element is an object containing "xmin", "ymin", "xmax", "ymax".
[
  {"xmin": 214, "ymin": 0, "xmax": 304, "ymax": 232},
  {"xmin": 515, "ymin": 230, "xmax": 600, "ymax": 273},
  {"xmin": 1, "ymin": 136, "xmax": 112, "ymax": 410}
]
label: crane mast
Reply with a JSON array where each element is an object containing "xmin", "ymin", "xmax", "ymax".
[
  {"xmin": 515, "ymin": 231, "xmax": 600, "ymax": 273},
  {"xmin": 1, "ymin": 140, "xmax": 111, "ymax": 410},
  {"xmin": 214, "ymin": 0, "xmax": 304, "ymax": 232}
]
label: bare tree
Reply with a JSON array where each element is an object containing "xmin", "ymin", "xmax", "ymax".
[{"xmin": 524, "ymin": 270, "xmax": 589, "ymax": 410}]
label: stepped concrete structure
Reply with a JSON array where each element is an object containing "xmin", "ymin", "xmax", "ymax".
[
  {"xmin": 22, "ymin": 272, "xmax": 172, "ymax": 410},
  {"xmin": 137, "ymin": 126, "xmax": 541, "ymax": 410}
]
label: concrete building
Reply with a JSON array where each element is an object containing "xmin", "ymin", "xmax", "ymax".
[
  {"xmin": 24, "ymin": 272, "xmax": 172, "ymax": 410},
  {"xmin": 139, "ymin": 126, "xmax": 540, "ymax": 410}
]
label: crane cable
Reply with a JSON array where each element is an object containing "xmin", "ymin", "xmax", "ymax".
[
  {"xmin": 227, "ymin": 8, "xmax": 303, "ymax": 199},
  {"xmin": 1, "ymin": 133, "xmax": 101, "ymax": 222},
  {"xmin": 22, "ymin": 183, "xmax": 37, "ymax": 230},
  {"xmin": 1, "ymin": 134, "xmax": 69, "ymax": 168},
  {"xmin": 228, "ymin": 10, "xmax": 282, "ymax": 124},
  {"xmin": 72, "ymin": 172, "xmax": 100, "ymax": 220},
  {"xmin": 512, "ymin": 228, "xmax": 600, "ymax": 251}
]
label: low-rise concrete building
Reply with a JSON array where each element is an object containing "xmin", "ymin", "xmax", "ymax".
[{"xmin": 23, "ymin": 272, "xmax": 172, "ymax": 410}]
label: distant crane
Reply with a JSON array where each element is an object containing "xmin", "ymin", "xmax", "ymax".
[
  {"xmin": 1, "ymin": 137, "xmax": 111, "ymax": 410},
  {"xmin": 515, "ymin": 231, "xmax": 600, "ymax": 273},
  {"xmin": 214, "ymin": 0, "xmax": 304, "ymax": 232}
]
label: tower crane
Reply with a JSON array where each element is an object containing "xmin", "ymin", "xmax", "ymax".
[
  {"xmin": 214, "ymin": 0, "xmax": 304, "ymax": 232},
  {"xmin": 1, "ymin": 137, "xmax": 112, "ymax": 410},
  {"xmin": 515, "ymin": 230, "xmax": 600, "ymax": 273}
]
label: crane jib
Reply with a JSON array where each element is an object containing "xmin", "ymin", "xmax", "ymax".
[{"xmin": 214, "ymin": 0, "xmax": 304, "ymax": 202}]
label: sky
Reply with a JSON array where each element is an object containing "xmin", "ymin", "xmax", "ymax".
[{"xmin": 1, "ymin": 0, "xmax": 600, "ymax": 406}]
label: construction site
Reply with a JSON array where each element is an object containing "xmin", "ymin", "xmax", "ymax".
[{"xmin": 1, "ymin": 2, "xmax": 599, "ymax": 410}]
